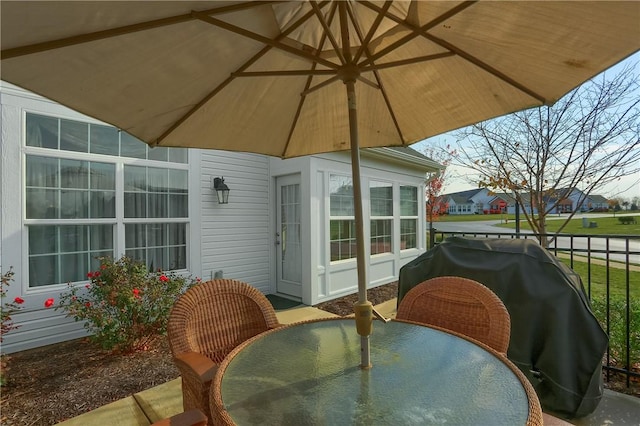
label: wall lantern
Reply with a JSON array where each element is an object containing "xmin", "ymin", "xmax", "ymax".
[{"xmin": 212, "ymin": 177, "xmax": 230, "ymax": 204}]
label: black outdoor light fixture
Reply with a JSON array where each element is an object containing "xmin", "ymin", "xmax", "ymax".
[{"xmin": 212, "ymin": 177, "xmax": 230, "ymax": 204}]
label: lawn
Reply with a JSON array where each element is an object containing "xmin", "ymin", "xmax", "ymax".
[
  {"xmin": 438, "ymin": 213, "xmax": 640, "ymax": 235},
  {"xmin": 559, "ymin": 257, "xmax": 640, "ymax": 300}
]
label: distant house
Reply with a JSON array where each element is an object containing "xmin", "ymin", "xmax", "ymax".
[
  {"xmin": 443, "ymin": 188, "xmax": 507, "ymax": 215},
  {"xmin": 442, "ymin": 187, "xmax": 608, "ymax": 215},
  {"xmin": 1, "ymin": 83, "xmax": 441, "ymax": 353},
  {"xmin": 552, "ymin": 188, "xmax": 609, "ymax": 213}
]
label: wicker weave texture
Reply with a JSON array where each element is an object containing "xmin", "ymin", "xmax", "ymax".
[
  {"xmin": 396, "ymin": 276, "xmax": 511, "ymax": 353},
  {"xmin": 167, "ymin": 279, "xmax": 280, "ymax": 424}
]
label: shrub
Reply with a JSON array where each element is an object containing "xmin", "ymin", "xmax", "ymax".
[
  {"xmin": 590, "ymin": 295, "xmax": 640, "ymax": 369},
  {"xmin": 1, "ymin": 268, "xmax": 23, "ymax": 342},
  {"xmin": 1, "ymin": 267, "xmax": 24, "ymax": 386},
  {"xmin": 56, "ymin": 256, "xmax": 198, "ymax": 353}
]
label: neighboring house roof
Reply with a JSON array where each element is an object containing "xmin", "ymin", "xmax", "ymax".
[
  {"xmin": 446, "ymin": 189, "xmax": 484, "ymax": 204},
  {"xmin": 588, "ymin": 194, "xmax": 608, "ymax": 204}
]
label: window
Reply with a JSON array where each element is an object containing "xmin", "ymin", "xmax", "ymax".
[
  {"xmin": 24, "ymin": 113, "xmax": 189, "ymax": 287},
  {"xmin": 370, "ymin": 181, "xmax": 392, "ymax": 255},
  {"xmin": 329, "ymin": 175, "xmax": 356, "ymax": 261},
  {"xmin": 400, "ymin": 185, "xmax": 418, "ymax": 249}
]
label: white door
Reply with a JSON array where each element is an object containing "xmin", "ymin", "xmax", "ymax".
[{"xmin": 276, "ymin": 175, "xmax": 302, "ymax": 298}]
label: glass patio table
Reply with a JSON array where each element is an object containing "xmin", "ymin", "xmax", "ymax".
[{"xmin": 211, "ymin": 318, "xmax": 542, "ymax": 425}]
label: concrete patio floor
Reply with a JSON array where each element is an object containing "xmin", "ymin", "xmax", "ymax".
[{"xmin": 57, "ymin": 299, "xmax": 639, "ymax": 426}]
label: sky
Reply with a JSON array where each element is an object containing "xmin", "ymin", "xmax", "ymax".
[{"xmin": 412, "ymin": 52, "xmax": 640, "ymax": 202}]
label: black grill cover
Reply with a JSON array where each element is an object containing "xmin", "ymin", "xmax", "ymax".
[{"xmin": 398, "ymin": 237, "xmax": 608, "ymax": 419}]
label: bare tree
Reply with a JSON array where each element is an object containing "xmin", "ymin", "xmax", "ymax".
[{"xmin": 455, "ymin": 65, "xmax": 640, "ymax": 246}]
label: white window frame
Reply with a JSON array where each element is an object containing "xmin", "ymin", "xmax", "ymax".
[{"xmin": 22, "ymin": 111, "xmax": 191, "ymax": 292}]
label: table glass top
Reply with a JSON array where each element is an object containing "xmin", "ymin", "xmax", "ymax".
[{"xmin": 220, "ymin": 319, "xmax": 529, "ymax": 425}]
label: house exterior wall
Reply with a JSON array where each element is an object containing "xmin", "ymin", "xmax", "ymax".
[
  {"xmin": 305, "ymin": 152, "xmax": 428, "ymax": 305},
  {"xmin": 199, "ymin": 150, "xmax": 272, "ymax": 294},
  {"xmin": 1, "ymin": 84, "xmax": 433, "ymax": 352}
]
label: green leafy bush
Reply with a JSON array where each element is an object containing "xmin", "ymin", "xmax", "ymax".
[
  {"xmin": 590, "ymin": 295, "xmax": 640, "ymax": 369},
  {"xmin": 57, "ymin": 256, "xmax": 198, "ymax": 353}
]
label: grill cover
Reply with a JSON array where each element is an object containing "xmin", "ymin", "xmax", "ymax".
[{"xmin": 398, "ymin": 237, "xmax": 608, "ymax": 419}]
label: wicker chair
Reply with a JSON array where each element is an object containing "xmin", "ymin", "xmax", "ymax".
[
  {"xmin": 396, "ymin": 276, "xmax": 511, "ymax": 353},
  {"xmin": 167, "ymin": 279, "xmax": 281, "ymax": 424}
]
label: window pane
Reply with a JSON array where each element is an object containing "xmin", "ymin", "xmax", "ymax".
[
  {"xmin": 90, "ymin": 191, "xmax": 116, "ymax": 218},
  {"xmin": 169, "ymin": 194, "xmax": 189, "ymax": 217},
  {"xmin": 90, "ymin": 163, "xmax": 115, "ymax": 190},
  {"xmin": 120, "ymin": 132, "xmax": 147, "ymax": 159},
  {"xmin": 29, "ymin": 255, "xmax": 58, "ymax": 287},
  {"xmin": 148, "ymin": 168, "xmax": 168, "ymax": 193},
  {"xmin": 168, "ymin": 246, "xmax": 187, "ymax": 270},
  {"xmin": 370, "ymin": 182, "xmax": 393, "ymax": 216},
  {"xmin": 168, "ymin": 223, "xmax": 186, "ymax": 245},
  {"xmin": 26, "ymin": 156, "xmax": 59, "ymax": 187},
  {"xmin": 148, "ymin": 194, "xmax": 168, "ymax": 218},
  {"xmin": 400, "ymin": 219, "xmax": 417, "ymax": 249},
  {"xmin": 147, "ymin": 223, "xmax": 166, "ymax": 247},
  {"xmin": 28, "ymin": 225, "xmax": 114, "ymax": 287},
  {"xmin": 124, "ymin": 166, "xmax": 147, "ymax": 191},
  {"xmin": 371, "ymin": 219, "xmax": 392, "ymax": 254},
  {"xmin": 125, "ymin": 224, "xmax": 146, "ymax": 249},
  {"xmin": 124, "ymin": 193, "xmax": 147, "ymax": 218},
  {"xmin": 60, "ymin": 119, "xmax": 88, "ymax": 152},
  {"xmin": 60, "ymin": 253, "xmax": 89, "ymax": 283},
  {"xmin": 148, "ymin": 147, "xmax": 168, "ymax": 162},
  {"xmin": 26, "ymin": 188, "xmax": 59, "ymax": 219},
  {"xmin": 169, "ymin": 169, "xmax": 188, "ymax": 193},
  {"xmin": 26, "ymin": 113, "xmax": 58, "ymax": 148},
  {"xmin": 330, "ymin": 219, "xmax": 356, "ymax": 261},
  {"xmin": 60, "ymin": 159, "xmax": 88, "ymax": 189},
  {"xmin": 400, "ymin": 186, "xmax": 418, "ymax": 216},
  {"xmin": 169, "ymin": 148, "xmax": 188, "ymax": 164},
  {"xmin": 329, "ymin": 175, "xmax": 354, "ymax": 216},
  {"xmin": 90, "ymin": 225, "xmax": 114, "ymax": 250},
  {"xmin": 60, "ymin": 225, "xmax": 88, "ymax": 252},
  {"xmin": 90, "ymin": 124, "xmax": 119, "ymax": 156},
  {"xmin": 60, "ymin": 190, "xmax": 88, "ymax": 218},
  {"xmin": 126, "ymin": 248, "xmax": 146, "ymax": 264},
  {"xmin": 148, "ymin": 247, "xmax": 166, "ymax": 271},
  {"xmin": 29, "ymin": 226, "xmax": 57, "ymax": 254}
]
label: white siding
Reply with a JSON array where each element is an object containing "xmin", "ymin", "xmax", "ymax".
[{"xmin": 199, "ymin": 150, "xmax": 272, "ymax": 293}]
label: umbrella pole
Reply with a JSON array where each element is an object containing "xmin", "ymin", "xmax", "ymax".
[{"xmin": 345, "ymin": 79, "xmax": 373, "ymax": 369}]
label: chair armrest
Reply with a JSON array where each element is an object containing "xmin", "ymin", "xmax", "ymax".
[
  {"xmin": 151, "ymin": 408, "xmax": 208, "ymax": 426},
  {"xmin": 174, "ymin": 352, "xmax": 218, "ymax": 385}
]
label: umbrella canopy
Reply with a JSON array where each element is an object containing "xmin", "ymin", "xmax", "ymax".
[{"xmin": 2, "ymin": 1, "xmax": 639, "ymax": 367}]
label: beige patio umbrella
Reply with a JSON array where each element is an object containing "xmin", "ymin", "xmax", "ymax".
[{"xmin": 2, "ymin": 1, "xmax": 639, "ymax": 368}]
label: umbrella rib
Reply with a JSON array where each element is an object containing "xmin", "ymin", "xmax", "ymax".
[
  {"xmin": 357, "ymin": 1, "xmax": 477, "ymax": 67},
  {"xmin": 156, "ymin": 3, "xmax": 324, "ymax": 145},
  {"xmin": 283, "ymin": 3, "xmax": 340, "ymax": 158},
  {"xmin": 359, "ymin": 1, "xmax": 547, "ymax": 105},
  {"xmin": 1, "ymin": 1, "xmax": 282, "ymax": 60},
  {"xmin": 353, "ymin": 1, "xmax": 393, "ymax": 64},
  {"xmin": 193, "ymin": 11, "xmax": 340, "ymax": 71},
  {"xmin": 360, "ymin": 52, "xmax": 456, "ymax": 71},
  {"xmin": 420, "ymin": 32, "xmax": 548, "ymax": 104},
  {"xmin": 310, "ymin": 1, "xmax": 346, "ymax": 65},
  {"xmin": 233, "ymin": 70, "xmax": 337, "ymax": 77}
]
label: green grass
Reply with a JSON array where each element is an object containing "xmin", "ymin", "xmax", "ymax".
[
  {"xmin": 494, "ymin": 215, "xmax": 640, "ymax": 235},
  {"xmin": 559, "ymin": 257, "xmax": 640, "ymax": 300}
]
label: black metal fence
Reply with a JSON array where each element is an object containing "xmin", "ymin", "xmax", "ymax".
[{"xmin": 428, "ymin": 228, "xmax": 640, "ymax": 388}]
